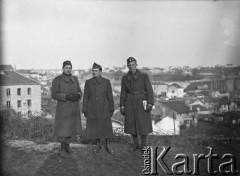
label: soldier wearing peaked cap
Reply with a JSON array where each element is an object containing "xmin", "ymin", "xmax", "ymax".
[
  {"xmin": 51, "ymin": 60, "xmax": 83, "ymax": 158},
  {"xmin": 83, "ymin": 62, "xmax": 115, "ymax": 154},
  {"xmin": 120, "ymin": 57, "xmax": 154, "ymax": 154}
]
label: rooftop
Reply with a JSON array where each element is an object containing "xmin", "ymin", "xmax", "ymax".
[
  {"xmin": 0, "ymin": 65, "xmax": 14, "ymax": 71},
  {"xmin": 169, "ymin": 83, "xmax": 182, "ymax": 88},
  {"xmin": 0, "ymin": 71, "xmax": 40, "ymax": 86},
  {"xmin": 161, "ymin": 100, "xmax": 194, "ymax": 114},
  {"xmin": 191, "ymin": 104, "xmax": 208, "ymax": 111}
]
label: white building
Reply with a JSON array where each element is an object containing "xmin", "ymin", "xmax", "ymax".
[
  {"xmin": 0, "ymin": 65, "xmax": 41, "ymax": 117},
  {"xmin": 167, "ymin": 83, "xmax": 184, "ymax": 98},
  {"xmin": 152, "ymin": 82, "xmax": 168, "ymax": 96},
  {"xmin": 152, "ymin": 116, "xmax": 180, "ymax": 135}
]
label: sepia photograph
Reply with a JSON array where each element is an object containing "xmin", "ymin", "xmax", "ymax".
[{"xmin": 1, "ymin": 0, "xmax": 240, "ymax": 175}]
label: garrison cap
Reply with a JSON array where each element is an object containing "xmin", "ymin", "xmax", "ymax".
[
  {"xmin": 62, "ymin": 60, "xmax": 72, "ymax": 69},
  {"xmin": 92, "ymin": 62, "xmax": 102, "ymax": 71},
  {"xmin": 127, "ymin": 57, "xmax": 137, "ymax": 65}
]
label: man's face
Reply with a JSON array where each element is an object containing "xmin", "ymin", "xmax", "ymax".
[
  {"xmin": 127, "ymin": 61, "xmax": 137, "ymax": 72},
  {"xmin": 63, "ymin": 65, "xmax": 72, "ymax": 75},
  {"xmin": 92, "ymin": 68, "xmax": 101, "ymax": 78}
]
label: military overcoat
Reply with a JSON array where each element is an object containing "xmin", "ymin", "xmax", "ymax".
[
  {"xmin": 82, "ymin": 76, "xmax": 114, "ymax": 140},
  {"xmin": 51, "ymin": 73, "xmax": 82, "ymax": 137},
  {"xmin": 120, "ymin": 69, "xmax": 153, "ymax": 135}
]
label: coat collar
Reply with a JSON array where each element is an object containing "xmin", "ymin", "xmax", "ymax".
[
  {"xmin": 127, "ymin": 69, "xmax": 139, "ymax": 81},
  {"xmin": 92, "ymin": 76, "xmax": 102, "ymax": 84},
  {"xmin": 60, "ymin": 73, "xmax": 75, "ymax": 83}
]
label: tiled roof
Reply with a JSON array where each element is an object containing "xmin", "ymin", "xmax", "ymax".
[
  {"xmin": 0, "ymin": 71, "xmax": 40, "ymax": 86},
  {"xmin": 0, "ymin": 65, "xmax": 14, "ymax": 71},
  {"xmin": 197, "ymin": 114, "xmax": 213, "ymax": 119},
  {"xmin": 169, "ymin": 83, "xmax": 182, "ymax": 88},
  {"xmin": 233, "ymin": 100, "xmax": 240, "ymax": 106},
  {"xmin": 201, "ymin": 96, "xmax": 218, "ymax": 103},
  {"xmin": 188, "ymin": 98, "xmax": 198, "ymax": 104},
  {"xmin": 184, "ymin": 81, "xmax": 212, "ymax": 91},
  {"xmin": 152, "ymin": 82, "xmax": 167, "ymax": 86},
  {"xmin": 192, "ymin": 105, "xmax": 208, "ymax": 111},
  {"xmin": 161, "ymin": 100, "xmax": 193, "ymax": 114}
]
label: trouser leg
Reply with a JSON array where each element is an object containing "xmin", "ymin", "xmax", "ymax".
[
  {"xmin": 129, "ymin": 134, "xmax": 139, "ymax": 152},
  {"xmin": 65, "ymin": 137, "xmax": 71, "ymax": 153},
  {"xmin": 93, "ymin": 139, "xmax": 101, "ymax": 154},
  {"xmin": 57, "ymin": 137, "xmax": 71, "ymax": 158},
  {"xmin": 141, "ymin": 134, "xmax": 147, "ymax": 151},
  {"xmin": 104, "ymin": 138, "xmax": 114, "ymax": 155}
]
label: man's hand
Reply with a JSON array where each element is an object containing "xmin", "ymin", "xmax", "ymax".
[
  {"xmin": 66, "ymin": 93, "xmax": 75, "ymax": 101},
  {"xmin": 72, "ymin": 93, "xmax": 81, "ymax": 101},
  {"xmin": 120, "ymin": 107, "xmax": 125, "ymax": 116},
  {"xmin": 145, "ymin": 104, "xmax": 153, "ymax": 112},
  {"xmin": 66, "ymin": 93, "xmax": 80, "ymax": 102}
]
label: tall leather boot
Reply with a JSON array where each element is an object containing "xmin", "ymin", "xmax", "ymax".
[
  {"xmin": 66, "ymin": 144, "xmax": 71, "ymax": 153},
  {"xmin": 59, "ymin": 142, "xmax": 70, "ymax": 158},
  {"xmin": 141, "ymin": 135, "xmax": 147, "ymax": 154},
  {"xmin": 104, "ymin": 139, "xmax": 114, "ymax": 155},
  {"xmin": 93, "ymin": 139, "xmax": 101, "ymax": 154},
  {"xmin": 66, "ymin": 137, "xmax": 71, "ymax": 153},
  {"xmin": 58, "ymin": 142, "xmax": 64, "ymax": 154},
  {"xmin": 129, "ymin": 134, "xmax": 140, "ymax": 152}
]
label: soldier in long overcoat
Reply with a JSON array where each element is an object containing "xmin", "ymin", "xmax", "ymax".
[
  {"xmin": 83, "ymin": 63, "xmax": 114, "ymax": 154},
  {"xmin": 52, "ymin": 60, "xmax": 82, "ymax": 157},
  {"xmin": 120, "ymin": 57, "xmax": 154, "ymax": 153}
]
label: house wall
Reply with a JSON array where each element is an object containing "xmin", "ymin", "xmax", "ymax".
[
  {"xmin": 219, "ymin": 104, "xmax": 229, "ymax": 113},
  {"xmin": 152, "ymin": 84, "xmax": 167, "ymax": 95},
  {"xmin": 160, "ymin": 104, "xmax": 197, "ymax": 127},
  {"xmin": 167, "ymin": 86, "xmax": 184, "ymax": 98},
  {"xmin": 0, "ymin": 85, "xmax": 41, "ymax": 116},
  {"xmin": 152, "ymin": 116, "xmax": 180, "ymax": 135}
]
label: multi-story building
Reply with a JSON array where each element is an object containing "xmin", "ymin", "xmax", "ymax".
[
  {"xmin": 0, "ymin": 65, "xmax": 41, "ymax": 117},
  {"xmin": 167, "ymin": 83, "xmax": 184, "ymax": 98}
]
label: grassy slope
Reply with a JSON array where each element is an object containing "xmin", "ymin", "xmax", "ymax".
[
  {"xmin": 2, "ymin": 138, "xmax": 240, "ymax": 176},
  {"xmin": 2, "ymin": 117, "xmax": 240, "ymax": 176}
]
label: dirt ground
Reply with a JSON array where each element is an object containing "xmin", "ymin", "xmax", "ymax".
[
  {"xmin": 2, "ymin": 140, "xmax": 145, "ymax": 176},
  {"xmin": 2, "ymin": 139, "xmax": 240, "ymax": 176}
]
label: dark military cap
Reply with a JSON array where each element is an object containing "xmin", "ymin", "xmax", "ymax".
[
  {"xmin": 127, "ymin": 57, "xmax": 137, "ymax": 65},
  {"xmin": 62, "ymin": 60, "xmax": 72, "ymax": 68},
  {"xmin": 92, "ymin": 62, "xmax": 102, "ymax": 71}
]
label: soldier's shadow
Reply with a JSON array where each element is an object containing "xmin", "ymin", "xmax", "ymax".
[{"xmin": 35, "ymin": 153, "xmax": 81, "ymax": 176}]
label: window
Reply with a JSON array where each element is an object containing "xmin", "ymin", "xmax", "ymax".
[
  {"xmin": 237, "ymin": 94, "xmax": 240, "ymax": 98},
  {"xmin": 27, "ymin": 99, "xmax": 31, "ymax": 107},
  {"xmin": 184, "ymin": 120, "xmax": 190, "ymax": 125},
  {"xmin": 6, "ymin": 88, "xmax": 11, "ymax": 96},
  {"xmin": 17, "ymin": 88, "xmax": 21, "ymax": 95},
  {"xmin": 7, "ymin": 101, "xmax": 11, "ymax": 108},
  {"xmin": 28, "ymin": 110, "xmax": 32, "ymax": 116},
  {"xmin": 27, "ymin": 88, "xmax": 31, "ymax": 95},
  {"xmin": 17, "ymin": 100, "xmax": 21, "ymax": 108}
]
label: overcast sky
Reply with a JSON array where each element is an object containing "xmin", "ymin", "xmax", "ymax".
[{"xmin": 2, "ymin": 0, "xmax": 240, "ymax": 69}]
